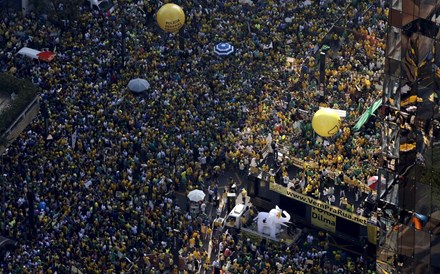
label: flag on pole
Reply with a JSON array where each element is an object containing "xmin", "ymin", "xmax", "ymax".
[{"xmin": 353, "ymin": 99, "xmax": 382, "ymax": 131}]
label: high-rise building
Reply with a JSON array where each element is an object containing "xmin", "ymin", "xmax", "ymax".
[{"xmin": 378, "ymin": 0, "xmax": 440, "ymax": 273}]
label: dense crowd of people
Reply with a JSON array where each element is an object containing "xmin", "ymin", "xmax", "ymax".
[
  {"xmin": 212, "ymin": 227, "xmax": 374, "ymax": 273},
  {"xmin": 0, "ymin": 0, "xmax": 386, "ymax": 272},
  {"xmin": 227, "ymin": 0, "xmax": 387, "ymax": 217}
]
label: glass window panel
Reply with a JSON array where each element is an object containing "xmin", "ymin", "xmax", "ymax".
[
  {"xmin": 388, "ymin": 27, "xmax": 402, "ymax": 61},
  {"xmin": 403, "ymin": 0, "xmax": 419, "ymax": 18},
  {"xmin": 403, "ymin": 13, "xmax": 417, "ymax": 29},
  {"xmin": 418, "ymin": 19, "xmax": 439, "ymax": 38},
  {"xmin": 382, "ymin": 122, "xmax": 400, "ymax": 158},
  {"xmin": 398, "ymin": 178, "xmax": 416, "ymax": 211},
  {"xmin": 390, "ymin": 8, "xmax": 404, "ymax": 28},
  {"xmin": 416, "ymin": 87, "xmax": 435, "ymax": 118},
  {"xmin": 393, "ymin": 0, "xmax": 403, "ymax": 11},
  {"xmin": 435, "ymin": 41, "xmax": 440, "ymax": 66},
  {"xmin": 398, "ymin": 148, "xmax": 416, "ymax": 170},
  {"xmin": 414, "ymin": 262, "xmax": 430, "ymax": 273},
  {"xmin": 414, "ymin": 229, "xmax": 431, "ymax": 264},
  {"xmin": 434, "ymin": 123, "xmax": 440, "ymax": 144},
  {"xmin": 431, "ymin": 234, "xmax": 440, "ymax": 268},
  {"xmin": 378, "ymin": 169, "xmax": 396, "ymax": 198},
  {"xmin": 398, "ymin": 223, "xmax": 415, "ymax": 258},
  {"xmin": 428, "ymin": 173, "xmax": 440, "ymax": 218},
  {"xmin": 416, "ymin": 35, "xmax": 434, "ymax": 70},
  {"xmin": 431, "ymin": 264, "xmax": 440, "ymax": 273},
  {"xmin": 378, "ymin": 216, "xmax": 398, "ymax": 251},
  {"xmin": 415, "ymin": 180, "xmax": 432, "ymax": 216},
  {"xmin": 382, "ymin": 183, "xmax": 400, "ymax": 205},
  {"xmin": 401, "ymin": 31, "xmax": 418, "ymax": 84},
  {"xmin": 434, "ymin": 42, "xmax": 440, "ymax": 92},
  {"xmin": 420, "ymin": 1, "xmax": 438, "ymax": 20},
  {"xmin": 385, "ymin": 58, "xmax": 402, "ymax": 78},
  {"xmin": 383, "ymin": 75, "xmax": 401, "ymax": 108},
  {"xmin": 430, "ymin": 2, "xmax": 440, "ymax": 26}
]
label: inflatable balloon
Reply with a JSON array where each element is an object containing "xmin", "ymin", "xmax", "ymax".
[
  {"xmin": 156, "ymin": 3, "xmax": 185, "ymax": 33},
  {"xmin": 312, "ymin": 108, "xmax": 341, "ymax": 137}
]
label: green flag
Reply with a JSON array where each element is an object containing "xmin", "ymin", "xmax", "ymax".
[
  {"xmin": 353, "ymin": 99, "xmax": 382, "ymax": 131},
  {"xmin": 321, "ymin": 45, "xmax": 331, "ymax": 52}
]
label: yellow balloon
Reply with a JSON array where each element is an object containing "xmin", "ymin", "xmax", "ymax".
[
  {"xmin": 312, "ymin": 108, "xmax": 341, "ymax": 137},
  {"xmin": 156, "ymin": 3, "xmax": 185, "ymax": 33}
]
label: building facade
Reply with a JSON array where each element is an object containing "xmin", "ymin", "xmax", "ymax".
[{"xmin": 378, "ymin": 0, "xmax": 440, "ymax": 273}]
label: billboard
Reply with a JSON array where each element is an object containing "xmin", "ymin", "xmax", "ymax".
[
  {"xmin": 270, "ymin": 182, "xmax": 368, "ymax": 226},
  {"xmin": 311, "ymin": 207, "xmax": 336, "ymax": 233}
]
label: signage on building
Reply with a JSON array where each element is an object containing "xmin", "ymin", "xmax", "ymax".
[
  {"xmin": 311, "ymin": 207, "xmax": 336, "ymax": 233},
  {"xmin": 269, "ymin": 182, "xmax": 368, "ymax": 225}
]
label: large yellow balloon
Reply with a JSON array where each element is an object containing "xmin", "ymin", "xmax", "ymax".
[
  {"xmin": 312, "ymin": 108, "xmax": 341, "ymax": 137},
  {"xmin": 156, "ymin": 3, "xmax": 185, "ymax": 33}
]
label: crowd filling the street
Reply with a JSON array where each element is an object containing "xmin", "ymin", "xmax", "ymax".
[{"xmin": 0, "ymin": 0, "xmax": 386, "ymax": 273}]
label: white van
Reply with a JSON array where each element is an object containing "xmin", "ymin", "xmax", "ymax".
[{"xmin": 225, "ymin": 204, "xmax": 250, "ymax": 229}]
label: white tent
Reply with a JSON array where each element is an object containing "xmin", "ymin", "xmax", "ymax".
[
  {"xmin": 16, "ymin": 47, "xmax": 56, "ymax": 62},
  {"xmin": 16, "ymin": 47, "xmax": 41, "ymax": 60}
]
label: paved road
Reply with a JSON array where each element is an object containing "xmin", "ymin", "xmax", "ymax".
[
  {"xmin": 174, "ymin": 166, "xmax": 245, "ymax": 207},
  {"xmin": 173, "ymin": 165, "xmax": 245, "ymax": 273}
]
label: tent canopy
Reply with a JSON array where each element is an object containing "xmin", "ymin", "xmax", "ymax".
[
  {"xmin": 16, "ymin": 47, "xmax": 56, "ymax": 62},
  {"xmin": 17, "ymin": 47, "xmax": 41, "ymax": 60}
]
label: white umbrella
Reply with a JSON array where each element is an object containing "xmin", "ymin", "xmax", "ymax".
[
  {"xmin": 367, "ymin": 176, "xmax": 386, "ymax": 190},
  {"xmin": 128, "ymin": 78, "xmax": 150, "ymax": 93},
  {"xmin": 214, "ymin": 42, "xmax": 234, "ymax": 56},
  {"xmin": 187, "ymin": 189, "xmax": 206, "ymax": 202}
]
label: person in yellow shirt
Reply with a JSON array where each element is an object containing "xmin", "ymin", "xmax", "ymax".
[
  {"xmin": 201, "ymin": 224, "xmax": 207, "ymax": 239},
  {"xmin": 206, "ymin": 226, "xmax": 212, "ymax": 240},
  {"xmin": 192, "ymin": 231, "xmax": 199, "ymax": 240},
  {"xmin": 193, "ymin": 249, "xmax": 201, "ymax": 261},
  {"xmin": 189, "ymin": 236, "xmax": 196, "ymax": 248}
]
